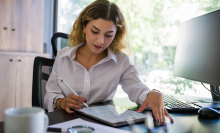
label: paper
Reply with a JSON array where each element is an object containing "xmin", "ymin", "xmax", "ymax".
[
  {"xmin": 77, "ymin": 105, "xmax": 146, "ymax": 123},
  {"xmin": 48, "ymin": 118, "xmax": 131, "ymax": 133},
  {"xmin": 79, "ymin": 105, "xmax": 126, "ymax": 116}
]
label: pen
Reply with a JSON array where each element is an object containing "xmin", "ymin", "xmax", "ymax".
[{"xmin": 59, "ymin": 77, "xmax": 89, "ymax": 108}]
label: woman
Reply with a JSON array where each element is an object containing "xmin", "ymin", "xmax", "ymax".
[{"xmin": 44, "ymin": 0, "xmax": 173, "ymax": 125}]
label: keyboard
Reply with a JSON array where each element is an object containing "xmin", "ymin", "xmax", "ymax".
[{"xmin": 164, "ymin": 95, "xmax": 201, "ymax": 113}]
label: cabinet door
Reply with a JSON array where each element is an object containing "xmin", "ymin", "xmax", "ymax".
[
  {"xmin": 0, "ymin": 0, "xmax": 12, "ymax": 51},
  {"xmin": 0, "ymin": 55, "xmax": 16, "ymax": 121},
  {"xmin": 10, "ymin": 0, "xmax": 21, "ymax": 51},
  {"xmin": 0, "ymin": 0, "xmax": 44, "ymax": 53},
  {"xmin": 16, "ymin": 56, "xmax": 35, "ymax": 107},
  {"xmin": 11, "ymin": 0, "xmax": 44, "ymax": 53}
]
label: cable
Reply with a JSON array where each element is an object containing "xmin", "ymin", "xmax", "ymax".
[{"xmin": 201, "ymin": 82, "xmax": 219, "ymax": 97}]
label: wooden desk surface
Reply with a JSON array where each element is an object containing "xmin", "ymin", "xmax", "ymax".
[
  {"xmin": 1, "ymin": 109, "xmax": 220, "ymax": 133},
  {"xmin": 1, "ymin": 98, "xmax": 220, "ymax": 133},
  {"xmin": 47, "ymin": 110, "xmax": 220, "ymax": 133}
]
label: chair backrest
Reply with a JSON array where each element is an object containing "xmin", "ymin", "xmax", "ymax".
[
  {"xmin": 32, "ymin": 57, "xmax": 54, "ymax": 110},
  {"xmin": 32, "ymin": 32, "xmax": 69, "ymax": 111},
  {"xmin": 51, "ymin": 32, "xmax": 69, "ymax": 57}
]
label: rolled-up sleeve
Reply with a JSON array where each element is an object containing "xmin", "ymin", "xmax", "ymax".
[
  {"xmin": 44, "ymin": 52, "xmax": 65, "ymax": 112},
  {"xmin": 119, "ymin": 57, "xmax": 151, "ymax": 105}
]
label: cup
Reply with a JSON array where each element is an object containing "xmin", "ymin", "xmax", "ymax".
[{"xmin": 4, "ymin": 107, "xmax": 48, "ymax": 133}]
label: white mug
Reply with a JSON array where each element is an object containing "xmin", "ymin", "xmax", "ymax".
[{"xmin": 4, "ymin": 107, "xmax": 48, "ymax": 133}]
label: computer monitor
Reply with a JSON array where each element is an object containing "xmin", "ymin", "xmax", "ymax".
[{"xmin": 173, "ymin": 9, "xmax": 220, "ymax": 103}]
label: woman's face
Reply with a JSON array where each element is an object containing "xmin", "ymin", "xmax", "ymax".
[{"xmin": 83, "ymin": 18, "xmax": 117, "ymax": 54}]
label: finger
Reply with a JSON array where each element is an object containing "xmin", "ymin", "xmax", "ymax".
[
  {"xmin": 158, "ymin": 108, "xmax": 163, "ymax": 125},
  {"xmin": 77, "ymin": 97, "xmax": 85, "ymax": 103},
  {"xmin": 151, "ymin": 108, "xmax": 159, "ymax": 123},
  {"xmin": 66, "ymin": 107, "xmax": 75, "ymax": 114},
  {"xmin": 164, "ymin": 109, "xmax": 173, "ymax": 123},
  {"xmin": 69, "ymin": 94, "xmax": 82, "ymax": 102},
  {"xmin": 67, "ymin": 103, "xmax": 82, "ymax": 109},
  {"xmin": 162, "ymin": 108, "xmax": 165, "ymax": 125},
  {"xmin": 65, "ymin": 98, "xmax": 83, "ymax": 107},
  {"xmin": 71, "ymin": 101, "xmax": 83, "ymax": 107},
  {"xmin": 72, "ymin": 104, "xmax": 82, "ymax": 109},
  {"xmin": 137, "ymin": 101, "xmax": 148, "ymax": 112},
  {"xmin": 81, "ymin": 97, "xmax": 87, "ymax": 102}
]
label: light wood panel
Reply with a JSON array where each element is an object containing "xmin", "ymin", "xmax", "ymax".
[
  {"xmin": 0, "ymin": 55, "xmax": 16, "ymax": 121},
  {"xmin": 16, "ymin": 56, "xmax": 35, "ymax": 107},
  {"xmin": 29, "ymin": 0, "xmax": 44, "ymax": 53},
  {"xmin": 0, "ymin": 52, "xmax": 49, "ymax": 121},
  {"xmin": 10, "ymin": 0, "xmax": 20, "ymax": 51},
  {"xmin": 0, "ymin": 0, "xmax": 45, "ymax": 121},
  {"xmin": 0, "ymin": 0, "xmax": 44, "ymax": 53},
  {"xmin": 0, "ymin": 0, "xmax": 12, "ymax": 51}
]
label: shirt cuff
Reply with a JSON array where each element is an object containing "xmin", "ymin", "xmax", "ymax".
[
  {"xmin": 47, "ymin": 95, "xmax": 65, "ymax": 112},
  {"xmin": 138, "ymin": 90, "xmax": 150, "ymax": 105}
]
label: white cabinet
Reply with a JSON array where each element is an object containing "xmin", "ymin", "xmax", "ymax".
[
  {"xmin": 0, "ymin": 0, "xmax": 44, "ymax": 53},
  {"xmin": 0, "ymin": 0, "xmax": 46, "ymax": 121},
  {"xmin": 0, "ymin": 52, "xmax": 49, "ymax": 121}
]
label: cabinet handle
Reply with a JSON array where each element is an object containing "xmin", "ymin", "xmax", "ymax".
[
  {"xmin": 9, "ymin": 59, "xmax": 13, "ymax": 62},
  {"xmin": 18, "ymin": 59, "xmax": 22, "ymax": 62},
  {"xmin": 4, "ymin": 27, "xmax": 7, "ymax": 30}
]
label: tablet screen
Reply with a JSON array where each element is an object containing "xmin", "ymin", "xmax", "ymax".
[{"xmin": 73, "ymin": 105, "xmax": 146, "ymax": 127}]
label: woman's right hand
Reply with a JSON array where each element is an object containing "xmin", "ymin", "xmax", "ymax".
[{"xmin": 58, "ymin": 94, "xmax": 87, "ymax": 114}]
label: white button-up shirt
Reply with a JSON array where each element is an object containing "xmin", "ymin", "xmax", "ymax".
[{"xmin": 44, "ymin": 42, "xmax": 150, "ymax": 112}]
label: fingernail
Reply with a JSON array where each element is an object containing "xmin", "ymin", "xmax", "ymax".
[
  {"xmin": 158, "ymin": 119, "xmax": 160, "ymax": 123},
  {"xmin": 171, "ymin": 119, "xmax": 174, "ymax": 123}
]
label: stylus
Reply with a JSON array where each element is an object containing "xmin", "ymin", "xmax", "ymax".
[{"xmin": 59, "ymin": 77, "xmax": 89, "ymax": 108}]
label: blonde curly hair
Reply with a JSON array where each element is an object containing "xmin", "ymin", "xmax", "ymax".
[{"xmin": 68, "ymin": 0, "xmax": 129, "ymax": 53}]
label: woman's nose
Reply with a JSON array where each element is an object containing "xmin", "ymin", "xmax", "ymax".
[{"xmin": 97, "ymin": 34, "xmax": 104, "ymax": 45}]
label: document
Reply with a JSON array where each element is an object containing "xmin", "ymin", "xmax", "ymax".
[
  {"xmin": 48, "ymin": 118, "xmax": 131, "ymax": 133},
  {"xmin": 73, "ymin": 105, "xmax": 146, "ymax": 127}
]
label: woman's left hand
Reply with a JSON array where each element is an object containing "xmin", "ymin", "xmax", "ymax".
[{"xmin": 137, "ymin": 90, "xmax": 173, "ymax": 125}]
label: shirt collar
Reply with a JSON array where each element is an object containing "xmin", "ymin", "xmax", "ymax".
[
  {"xmin": 106, "ymin": 48, "xmax": 117, "ymax": 63},
  {"xmin": 61, "ymin": 42, "xmax": 85, "ymax": 59},
  {"xmin": 60, "ymin": 42, "xmax": 117, "ymax": 63}
]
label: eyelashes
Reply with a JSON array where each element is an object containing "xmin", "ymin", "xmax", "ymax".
[
  {"xmin": 91, "ymin": 30, "xmax": 113, "ymax": 37},
  {"xmin": 106, "ymin": 35, "xmax": 113, "ymax": 37},
  {"xmin": 91, "ymin": 30, "xmax": 98, "ymax": 34}
]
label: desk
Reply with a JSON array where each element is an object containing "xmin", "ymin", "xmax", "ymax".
[
  {"xmin": 1, "ymin": 109, "xmax": 220, "ymax": 133},
  {"xmin": 1, "ymin": 101, "xmax": 220, "ymax": 133}
]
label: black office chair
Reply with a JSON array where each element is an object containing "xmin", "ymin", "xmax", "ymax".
[
  {"xmin": 32, "ymin": 32, "xmax": 69, "ymax": 111},
  {"xmin": 32, "ymin": 57, "xmax": 54, "ymax": 111},
  {"xmin": 51, "ymin": 32, "xmax": 69, "ymax": 57}
]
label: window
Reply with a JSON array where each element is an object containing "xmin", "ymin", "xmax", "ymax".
[{"xmin": 56, "ymin": 0, "xmax": 220, "ymax": 98}]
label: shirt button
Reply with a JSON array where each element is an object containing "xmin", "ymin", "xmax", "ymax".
[{"xmin": 86, "ymin": 80, "xmax": 89, "ymax": 82}]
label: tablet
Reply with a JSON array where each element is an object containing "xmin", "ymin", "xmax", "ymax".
[{"xmin": 72, "ymin": 105, "xmax": 146, "ymax": 127}]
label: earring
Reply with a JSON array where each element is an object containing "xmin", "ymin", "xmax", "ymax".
[{"xmin": 83, "ymin": 33, "xmax": 85, "ymax": 39}]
